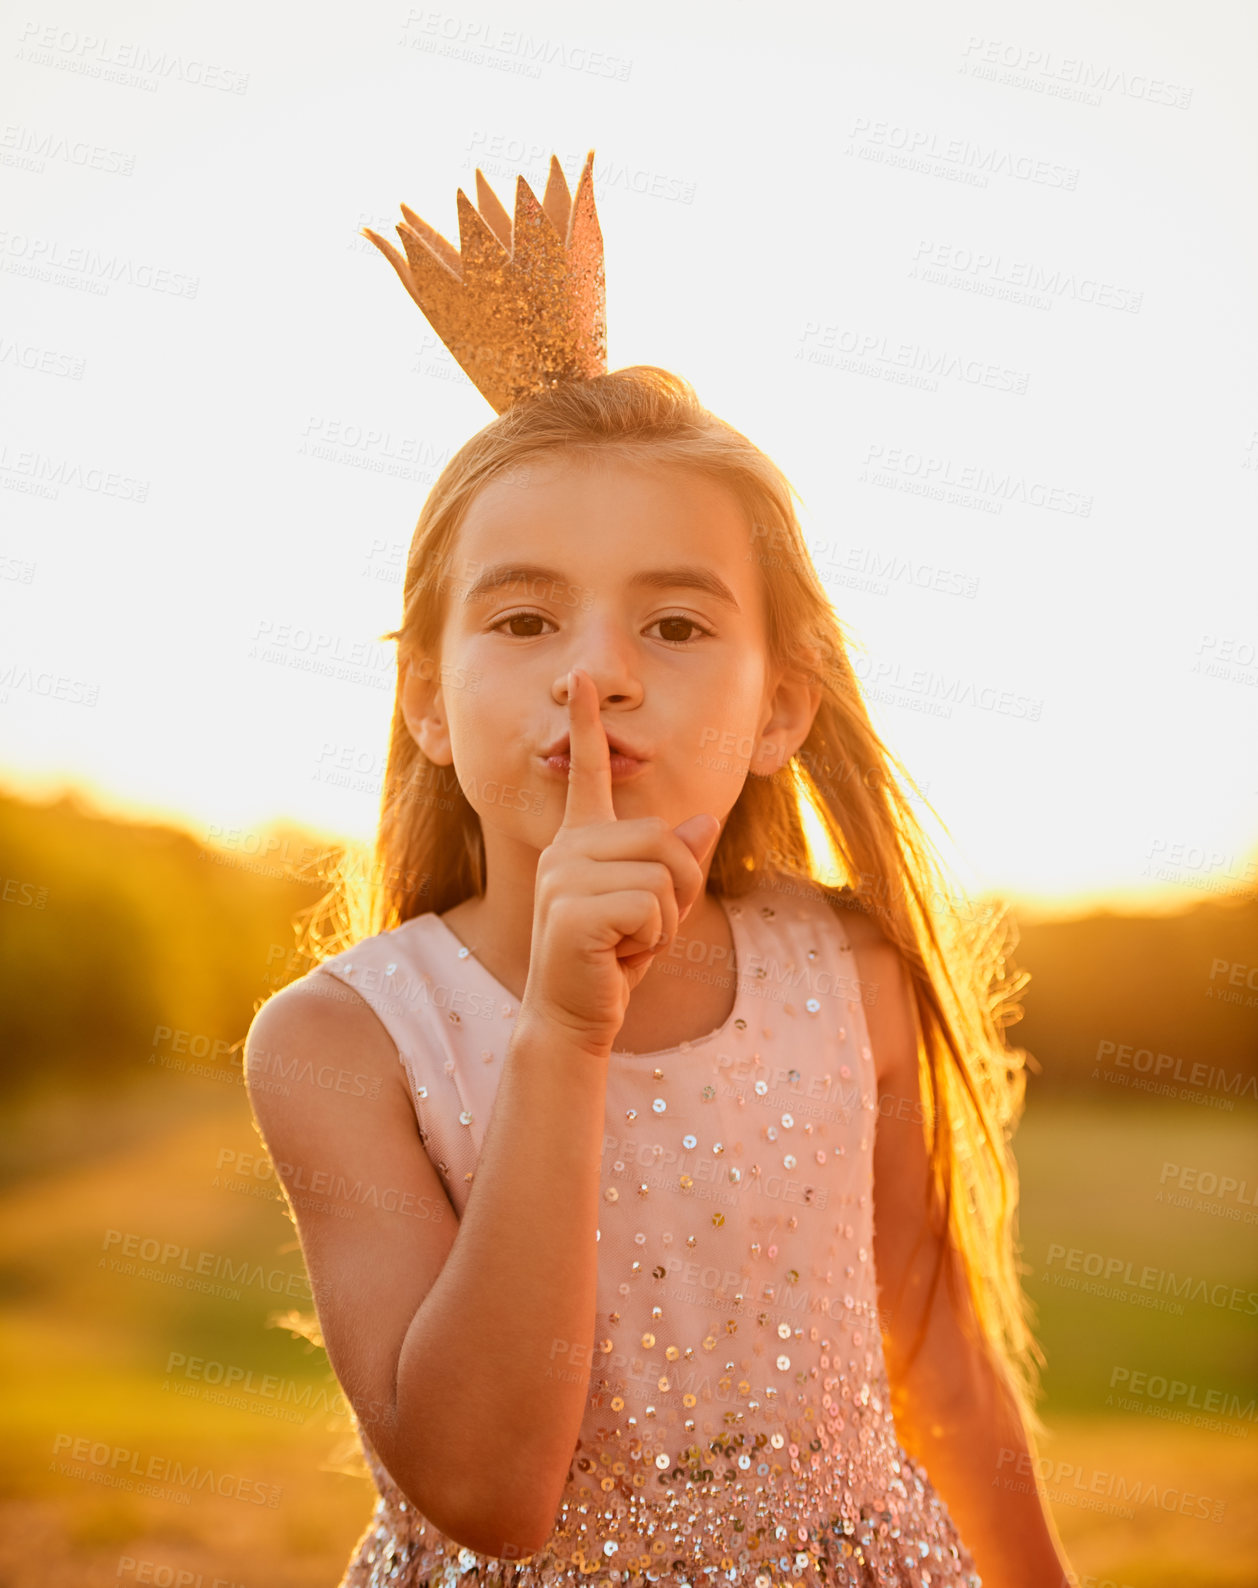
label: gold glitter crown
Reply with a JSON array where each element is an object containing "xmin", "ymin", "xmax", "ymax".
[{"xmin": 361, "ymin": 149, "xmax": 607, "ymax": 415}]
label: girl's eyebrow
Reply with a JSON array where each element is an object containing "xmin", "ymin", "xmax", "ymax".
[{"xmin": 460, "ymin": 562, "xmax": 742, "ymax": 612}]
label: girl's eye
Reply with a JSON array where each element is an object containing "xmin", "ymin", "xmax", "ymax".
[
  {"xmin": 652, "ymin": 613, "xmax": 712, "ymax": 645},
  {"xmin": 489, "ymin": 611, "xmax": 714, "ymax": 645},
  {"xmin": 492, "ymin": 610, "xmax": 552, "ymax": 638}
]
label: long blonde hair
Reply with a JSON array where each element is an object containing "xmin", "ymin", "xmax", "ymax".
[{"xmin": 296, "ymin": 365, "xmax": 1047, "ymax": 1439}]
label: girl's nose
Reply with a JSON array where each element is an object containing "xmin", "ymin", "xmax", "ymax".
[
  {"xmin": 554, "ymin": 617, "xmax": 645, "ymax": 707},
  {"xmin": 557, "ymin": 670, "xmax": 638, "ymax": 707},
  {"xmin": 556, "ymin": 659, "xmax": 642, "ymax": 708}
]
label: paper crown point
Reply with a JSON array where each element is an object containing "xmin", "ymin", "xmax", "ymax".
[{"xmin": 362, "ymin": 149, "xmax": 608, "ymax": 415}]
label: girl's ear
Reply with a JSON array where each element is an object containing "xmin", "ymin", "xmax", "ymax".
[
  {"xmin": 752, "ymin": 665, "xmax": 823, "ymax": 776},
  {"xmin": 400, "ymin": 655, "xmax": 454, "ymax": 765}
]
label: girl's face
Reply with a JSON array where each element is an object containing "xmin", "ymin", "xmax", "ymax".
[{"xmin": 406, "ymin": 449, "xmax": 814, "ymax": 858}]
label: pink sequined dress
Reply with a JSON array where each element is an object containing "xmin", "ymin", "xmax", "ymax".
[{"xmin": 313, "ymin": 879, "xmax": 982, "ymax": 1587}]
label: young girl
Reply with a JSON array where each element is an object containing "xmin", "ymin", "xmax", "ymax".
[{"xmin": 245, "ymin": 155, "xmax": 1075, "ymax": 1588}]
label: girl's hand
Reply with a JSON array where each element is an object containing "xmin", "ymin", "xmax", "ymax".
[{"xmin": 521, "ymin": 668, "xmax": 721, "ymax": 1056}]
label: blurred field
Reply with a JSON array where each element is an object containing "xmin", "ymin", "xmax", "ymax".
[
  {"xmin": 0, "ymin": 1076, "xmax": 373, "ymax": 1588},
  {"xmin": 0, "ymin": 1072, "xmax": 1254, "ymax": 1587}
]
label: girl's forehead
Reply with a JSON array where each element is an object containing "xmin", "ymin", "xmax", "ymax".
[
  {"xmin": 460, "ymin": 451, "xmax": 752, "ymax": 545},
  {"xmin": 446, "ymin": 455, "xmax": 765, "ymax": 621}
]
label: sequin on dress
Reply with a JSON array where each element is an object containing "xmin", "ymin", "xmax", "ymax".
[{"xmin": 312, "ymin": 880, "xmax": 982, "ymax": 1587}]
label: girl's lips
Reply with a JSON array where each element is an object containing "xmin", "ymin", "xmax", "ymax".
[{"xmin": 542, "ymin": 752, "xmax": 646, "ymax": 781}]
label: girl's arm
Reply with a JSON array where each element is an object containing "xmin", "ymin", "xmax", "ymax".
[
  {"xmin": 246, "ymin": 976, "xmax": 610, "ymax": 1560},
  {"xmin": 847, "ymin": 916, "xmax": 1076, "ymax": 1588}
]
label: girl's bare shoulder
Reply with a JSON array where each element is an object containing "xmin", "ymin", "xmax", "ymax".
[
  {"xmin": 250, "ymin": 963, "xmax": 394, "ymax": 1043},
  {"xmin": 244, "ymin": 965, "xmax": 411, "ymax": 1114}
]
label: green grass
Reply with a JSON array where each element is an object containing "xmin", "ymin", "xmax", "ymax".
[{"xmin": 1014, "ymin": 1099, "xmax": 1258, "ymax": 1413}]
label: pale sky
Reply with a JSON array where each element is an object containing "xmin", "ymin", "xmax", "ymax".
[{"xmin": 2, "ymin": 0, "xmax": 1255, "ymax": 921}]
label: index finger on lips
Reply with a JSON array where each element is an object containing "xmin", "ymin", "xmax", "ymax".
[{"xmin": 560, "ymin": 668, "xmax": 618, "ymax": 829}]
